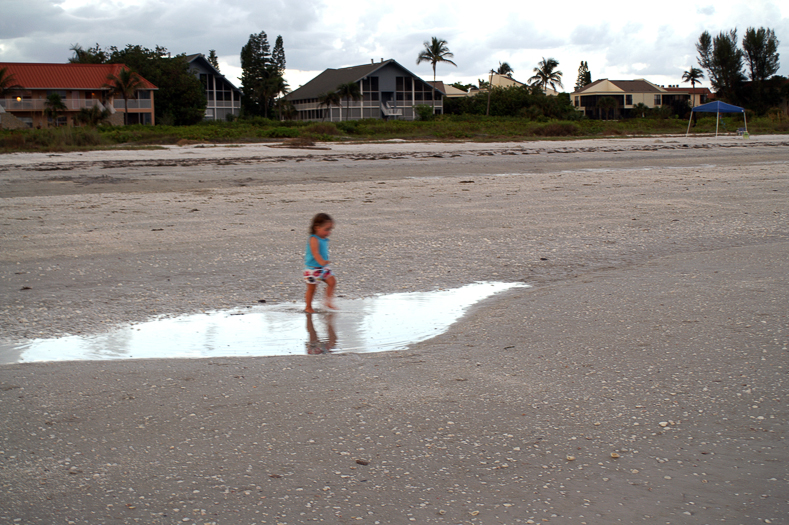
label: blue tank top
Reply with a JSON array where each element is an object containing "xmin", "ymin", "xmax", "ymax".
[{"xmin": 305, "ymin": 235, "xmax": 329, "ymax": 268}]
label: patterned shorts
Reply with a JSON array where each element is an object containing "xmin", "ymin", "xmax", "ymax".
[{"xmin": 304, "ymin": 266, "xmax": 333, "ymax": 284}]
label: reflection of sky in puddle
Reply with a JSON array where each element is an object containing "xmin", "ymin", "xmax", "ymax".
[{"xmin": 0, "ymin": 282, "xmax": 528, "ymax": 364}]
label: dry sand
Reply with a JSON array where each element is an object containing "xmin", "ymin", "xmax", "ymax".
[{"xmin": 0, "ymin": 136, "xmax": 787, "ymax": 524}]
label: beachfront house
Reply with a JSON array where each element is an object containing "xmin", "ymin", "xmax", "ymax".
[
  {"xmin": 571, "ymin": 78, "xmax": 696, "ymax": 119},
  {"xmin": 0, "ymin": 62, "xmax": 157, "ymax": 129},
  {"xmin": 185, "ymin": 54, "xmax": 242, "ymax": 121},
  {"xmin": 284, "ymin": 59, "xmax": 444, "ymax": 121}
]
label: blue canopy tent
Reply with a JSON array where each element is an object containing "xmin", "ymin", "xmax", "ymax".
[{"xmin": 686, "ymin": 100, "xmax": 747, "ymax": 137}]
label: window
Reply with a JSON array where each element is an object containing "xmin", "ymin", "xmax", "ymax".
[
  {"xmin": 626, "ymin": 95, "xmax": 633, "ymax": 105},
  {"xmin": 574, "ymin": 96, "xmax": 579, "ymax": 107},
  {"xmin": 654, "ymin": 94, "xmax": 661, "ymax": 106},
  {"xmin": 362, "ymin": 77, "xmax": 379, "ymax": 92}
]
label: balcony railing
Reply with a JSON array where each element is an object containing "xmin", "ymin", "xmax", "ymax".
[
  {"xmin": 0, "ymin": 98, "xmax": 159, "ymax": 112},
  {"xmin": 207, "ymin": 100, "xmax": 241, "ymax": 108},
  {"xmin": 0, "ymin": 98, "xmax": 113, "ymax": 111},
  {"xmin": 114, "ymin": 99, "xmax": 152, "ymax": 110}
]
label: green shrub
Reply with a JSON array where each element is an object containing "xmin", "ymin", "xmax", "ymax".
[
  {"xmin": 303, "ymin": 122, "xmax": 340, "ymax": 135},
  {"xmin": 414, "ymin": 105, "xmax": 434, "ymax": 121},
  {"xmin": 259, "ymin": 127, "xmax": 300, "ymax": 138}
]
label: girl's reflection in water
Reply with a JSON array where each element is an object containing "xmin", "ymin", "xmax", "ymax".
[{"xmin": 305, "ymin": 312, "xmax": 337, "ymax": 354}]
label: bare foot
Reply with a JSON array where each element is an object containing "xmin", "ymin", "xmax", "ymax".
[
  {"xmin": 305, "ymin": 307, "xmax": 315, "ymax": 313},
  {"xmin": 324, "ymin": 301, "xmax": 339, "ymax": 310}
]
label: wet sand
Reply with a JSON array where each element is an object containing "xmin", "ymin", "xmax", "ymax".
[{"xmin": 1, "ymin": 136, "xmax": 787, "ymax": 523}]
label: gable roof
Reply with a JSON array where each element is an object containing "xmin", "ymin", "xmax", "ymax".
[
  {"xmin": 574, "ymin": 78, "xmax": 664, "ymax": 95},
  {"xmin": 185, "ymin": 54, "xmax": 242, "ymax": 92},
  {"xmin": 0, "ymin": 63, "xmax": 157, "ymax": 90},
  {"xmin": 286, "ymin": 59, "xmax": 438, "ymax": 101},
  {"xmin": 427, "ymin": 80, "xmax": 446, "ymax": 94}
]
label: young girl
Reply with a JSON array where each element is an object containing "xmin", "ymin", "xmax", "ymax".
[{"xmin": 304, "ymin": 213, "xmax": 337, "ymax": 313}]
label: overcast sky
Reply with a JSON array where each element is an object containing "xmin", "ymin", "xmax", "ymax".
[{"xmin": 2, "ymin": 0, "xmax": 788, "ymax": 92}]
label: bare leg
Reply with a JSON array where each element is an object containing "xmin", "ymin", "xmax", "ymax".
[
  {"xmin": 323, "ymin": 275, "xmax": 338, "ymax": 310},
  {"xmin": 305, "ymin": 283, "xmax": 317, "ymax": 313}
]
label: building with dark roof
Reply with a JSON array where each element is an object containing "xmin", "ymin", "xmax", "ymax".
[
  {"xmin": 0, "ymin": 62, "xmax": 157, "ymax": 129},
  {"xmin": 185, "ymin": 54, "xmax": 242, "ymax": 121},
  {"xmin": 284, "ymin": 59, "xmax": 444, "ymax": 121},
  {"xmin": 571, "ymin": 78, "xmax": 697, "ymax": 119}
]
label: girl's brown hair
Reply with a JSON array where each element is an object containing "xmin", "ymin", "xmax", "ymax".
[{"xmin": 309, "ymin": 213, "xmax": 333, "ymax": 234}]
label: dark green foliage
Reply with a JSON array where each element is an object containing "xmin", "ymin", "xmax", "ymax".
[
  {"xmin": 68, "ymin": 43, "xmax": 206, "ymax": 126},
  {"xmin": 76, "ymin": 105, "xmax": 111, "ymax": 127},
  {"xmin": 108, "ymin": 45, "xmax": 206, "ymax": 126},
  {"xmin": 0, "ymin": 67, "xmax": 22, "ymax": 97},
  {"xmin": 529, "ymin": 57, "xmax": 564, "ymax": 92},
  {"xmin": 0, "ymin": 127, "xmax": 107, "ymax": 151},
  {"xmin": 336, "ymin": 82, "xmax": 362, "ymax": 121},
  {"xmin": 742, "ymin": 27, "xmax": 780, "ymax": 83},
  {"xmin": 497, "ymin": 62, "xmax": 514, "ymax": 76},
  {"xmin": 258, "ymin": 127, "xmax": 299, "ymax": 138},
  {"xmin": 44, "ymin": 93, "xmax": 67, "ymax": 126},
  {"xmin": 595, "ymin": 96, "xmax": 618, "ymax": 120},
  {"xmin": 69, "ymin": 43, "xmax": 109, "ymax": 64},
  {"xmin": 240, "ymin": 31, "xmax": 287, "ymax": 118},
  {"xmin": 444, "ymin": 86, "xmax": 578, "ymax": 120},
  {"xmin": 575, "ymin": 61, "xmax": 592, "ymax": 90},
  {"xmin": 450, "ymin": 82, "xmax": 474, "ymax": 91},
  {"xmin": 272, "ymin": 36, "xmax": 286, "ymax": 74},
  {"xmin": 696, "ymin": 30, "xmax": 745, "ymax": 101},
  {"xmin": 4, "ymin": 114, "xmax": 788, "ymax": 153},
  {"xmin": 414, "ymin": 104, "xmax": 434, "ymax": 121},
  {"xmin": 208, "ymin": 50, "xmax": 220, "ymax": 71},
  {"xmin": 303, "ymin": 123, "xmax": 341, "ymax": 136}
]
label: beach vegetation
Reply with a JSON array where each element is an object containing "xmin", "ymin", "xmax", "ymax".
[{"xmin": 3, "ymin": 112, "xmax": 788, "ymax": 153}]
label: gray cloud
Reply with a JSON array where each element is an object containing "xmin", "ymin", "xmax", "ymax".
[{"xmin": 1, "ymin": 0, "xmax": 786, "ymax": 89}]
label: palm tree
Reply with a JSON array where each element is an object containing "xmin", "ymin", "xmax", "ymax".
[
  {"xmin": 0, "ymin": 67, "xmax": 23, "ymax": 98},
  {"xmin": 681, "ymin": 67, "xmax": 705, "ymax": 107},
  {"xmin": 271, "ymin": 75, "xmax": 291, "ymax": 121},
  {"xmin": 528, "ymin": 57, "xmax": 564, "ymax": 93},
  {"xmin": 44, "ymin": 93, "xmax": 68, "ymax": 127},
  {"xmin": 76, "ymin": 105, "xmax": 111, "ymax": 127},
  {"xmin": 336, "ymin": 81, "xmax": 362, "ymax": 121},
  {"xmin": 496, "ymin": 61, "xmax": 514, "ymax": 77},
  {"xmin": 416, "ymin": 37, "xmax": 457, "ymax": 113},
  {"xmin": 318, "ymin": 91, "xmax": 341, "ymax": 121},
  {"xmin": 632, "ymin": 102, "xmax": 650, "ymax": 118},
  {"xmin": 596, "ymin": 96, "xmax": 618, "ymax": 120},
  {"xmin": 103, "ymin": 67, "xmax": 143, "ymax": 126}
]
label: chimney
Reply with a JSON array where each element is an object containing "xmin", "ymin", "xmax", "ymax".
[
  {"xmin": 381, "ymin": 58, "xmax": 384, "ymax": 62},
  {"xmin": 371, "ymin": 59, "xmax": 374, "ymax": 64}
]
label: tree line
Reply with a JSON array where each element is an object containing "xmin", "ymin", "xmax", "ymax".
[
  {"xmin": 66, "ymin": 34, "xmax": 291, "ymax": 125},
  {"xmin": 694, "ymin": 27, "xmax": 784, "ymax": 114}
]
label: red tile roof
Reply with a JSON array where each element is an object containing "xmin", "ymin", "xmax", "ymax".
[{"xmin": 0, "ymin": 63, "xmax": 157, "ymax": 90}]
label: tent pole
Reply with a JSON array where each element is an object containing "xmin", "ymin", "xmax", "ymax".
[
  {"xmin": 743, "ymin": 110, "xmax": 748, "ymax": 133},
  {"xmin": 686, "ymin": 110, "xmax": 693, "ymax": 137},
  {"xmin": 715, "ymin": 111, "xmax": 719, "ymax": 138}
]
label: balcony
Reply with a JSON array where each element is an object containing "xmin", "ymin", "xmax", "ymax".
[
  {"xmin": 0, "ymin": 98, "xmax": 111, "ymax": 111},
  {"xmin": 114, "ymin": 99, "xmax": 152, "ymax": 110}
]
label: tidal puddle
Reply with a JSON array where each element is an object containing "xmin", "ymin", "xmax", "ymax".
[{"xmin": 0, "ymin": 282, "xmax": 528, "ymax": 364}]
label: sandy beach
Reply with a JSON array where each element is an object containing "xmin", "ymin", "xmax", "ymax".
[{"xmin": 1, "ymin": 135, "xmax": 787, "ymax": 524}]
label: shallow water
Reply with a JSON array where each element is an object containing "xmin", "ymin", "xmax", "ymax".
[{"xmin": 0, "ymin": 282, "xmax": 528, "ymax": 364}]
